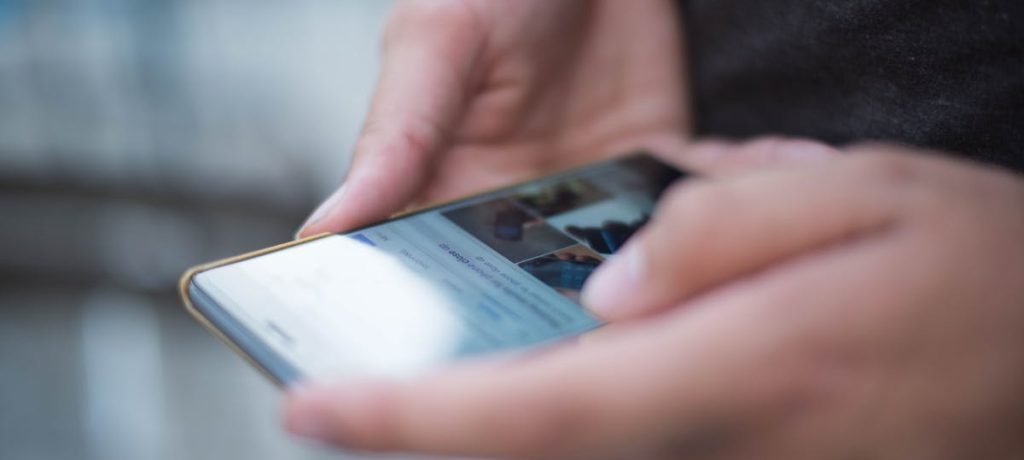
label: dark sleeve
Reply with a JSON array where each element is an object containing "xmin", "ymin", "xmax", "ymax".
[{"xmin": 680, "ymin": 0, "xmax": 1024, "ymax": 173}]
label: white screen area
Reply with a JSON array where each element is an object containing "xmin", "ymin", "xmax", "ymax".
[{"xmin": 193, "ymin": 156, "xmax": 681, "ymax": 382}]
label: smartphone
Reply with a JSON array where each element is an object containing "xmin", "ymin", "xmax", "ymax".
[{"xmin": 180, "ymin": 153, "xmax": 688, "ymax": 387}]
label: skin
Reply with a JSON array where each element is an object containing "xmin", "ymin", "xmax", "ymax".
[
  {"xmin": 287, "ymin": 0, "xmax": 1024, "ymax": 458},
  {"xmin": 296, "ymin": 0, "xmax": 687, "ymax": 236}
]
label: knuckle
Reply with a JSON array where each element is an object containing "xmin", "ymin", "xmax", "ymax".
[
  {"xmin": 745, "ymin": 136, "xmax": 790, "ymax": 152},
  {"xmin": 746, "ymin": 136, "xmax": 836, "ymax": 160},
  {"xmin": 777, "ymin": 138, "xmax": 837, "ymax": 156},
  {"xmin": 736, "ymin": 136, "xmax": 788, "ymax": 164},
  {"xmin": 357, "ymin": 118, "xmax": 442, "ymax": 162},
  {"xmin": 357, "ymin": 118, "xmax": 387, "ymax": 145},
  {"xmin": 398, "ymin": 119, "xmax": 445, "ymax": 156},
  {"xmin": 660, "ymin": 180, "xmax": 735, "ymax": 231},
  {"xmin": 848, "ymin": 151, "xmax": 918, "ymax": 186}
]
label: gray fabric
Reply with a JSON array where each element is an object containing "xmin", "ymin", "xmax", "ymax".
[{"xmin": 682, "ymin": 0, "xmax": 1024, "ymax": 172}]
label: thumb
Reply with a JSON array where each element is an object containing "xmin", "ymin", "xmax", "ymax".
[
  {"xmin": 581, "ymin": 152, "xmax": 898, "ymax": 320},
  {"xmin": 297, "ymin": 4, "xmax": 486, "ymax": 237},
  {"xmin": 281, "ymin": 313, "xmax": 765, "ymax": 459}
]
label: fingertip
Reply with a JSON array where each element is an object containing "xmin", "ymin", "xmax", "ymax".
[
  {"xmin": 582, "ymin": 241, "xmax": 647, "ymax": 320},
  {"xmin": 295, "ymin": 220, "xmax": 334, "ymax": 241},
  {"xmin": 294, "ymin": 222, "xmax": 322, "ymax": 240},
  {"xmin": 296, "ymin": 184, "xmax": 350, "ymax": 239},
  {"xmin": 283, "ymin": 385, "xmax": 340, "ymax": 441}
]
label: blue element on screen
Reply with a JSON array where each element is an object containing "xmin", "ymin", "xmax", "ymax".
[
  {"xmin": 475, "ymin": 302, "xmax": 502, "ymax": 321},
  {"xmin": 350, "ymin": 233, "xmax": 377, "ymax": 247}
]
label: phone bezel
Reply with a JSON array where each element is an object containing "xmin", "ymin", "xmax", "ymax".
[{"xmin": 179, "ymin": 151, "xmax": 681, "ymax": 387}]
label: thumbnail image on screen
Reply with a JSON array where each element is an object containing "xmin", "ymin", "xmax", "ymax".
[{"xmin": 439, "ymin": 154, "xmax": 681, "ymax": 302}]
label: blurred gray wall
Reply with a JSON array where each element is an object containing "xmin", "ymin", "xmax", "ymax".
[{"xmin": 0, "ymin": 1, "xmax": 438, "ymax": 459}]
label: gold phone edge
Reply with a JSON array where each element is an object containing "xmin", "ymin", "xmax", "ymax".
[
  {"xmin": 176, "ymin": 152, "xmax": 656, "ymax": 387},
  {"xmin": 177, "ymin": 232, "xmax": 334, "ymax": 389}
]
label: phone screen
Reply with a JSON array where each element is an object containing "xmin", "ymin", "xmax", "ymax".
[{"xmin": 190, "ymin": 154, "xmax": 685, "ymax": 385}]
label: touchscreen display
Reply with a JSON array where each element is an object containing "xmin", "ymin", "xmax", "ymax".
[{"xmin": 193, "ymin": 154, "xmax": 684, "ymax": 383}]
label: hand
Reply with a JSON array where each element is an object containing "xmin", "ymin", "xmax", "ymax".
[
  {"xmin": 283, "ymin": 141, "xmax": 1024, "ymax": 459},
  {"xmin": 297, "ymin": 0, "xmax": 687, "ymax": 237}
]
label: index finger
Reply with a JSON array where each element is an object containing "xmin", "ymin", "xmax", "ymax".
[
  {"xmin": 298, "ymin": 2, "xmax": 485, "ymax": 237},
  {"xmin": 283, "ymin": 308, "xmax": 788, "ymax": 459}
]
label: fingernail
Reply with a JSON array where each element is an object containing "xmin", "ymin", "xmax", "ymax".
[
  {"xmin": 581, "ymin": 241, "xmax": 646, "ymax": 317},
  {"xmin": 296, "ymin": 184, "xmax": 347, "ymax": 239}
]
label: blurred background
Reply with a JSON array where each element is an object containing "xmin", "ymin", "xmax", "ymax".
[{"xmin": 0, "ymin": 1, "xmax": 432, "ymax": 459}]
